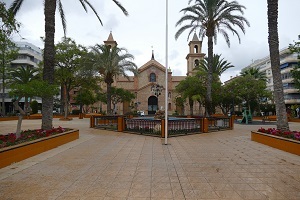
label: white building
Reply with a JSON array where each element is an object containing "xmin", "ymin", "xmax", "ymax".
[
  {"xmin": 241, "ymin": 47, "xmax": 299, "ymax": 105},
  {"xmin": 1, "ymin": 41, "xmax": 43, "ymax": 114}
]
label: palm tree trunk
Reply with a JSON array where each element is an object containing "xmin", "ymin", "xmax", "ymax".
[
  {"xmin": 42, "ymin": 0, "xmax": 56, "ymax": 130},
  {"xmin": 60, "ymin": 84, "xmax": 64, "ymax": 114},
  {"xmin": 267, "ymin": 0, "xmax": 289, "ymax": 131},
  {"xmin": 206, "ymin": 35, "xmax": 214, "ymax": 116},
  {"xmin": 1, "ymin": 53, "xmax": 5, "ymax": 116},
  {"xmin": 64, "ymin": 84, "xmax": 68, "ymax": 118},
  {"xmin": 1, "ymin": 71, "xmax": 5, "ymax": 116},
  {"xmin": 107, "ymin": 83, "xmax": 112, "ymax": 115}
]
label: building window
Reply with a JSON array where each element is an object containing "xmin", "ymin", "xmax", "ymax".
[
  {"xmin": 150, "ymin": 73, "xmax": 156, "ymax": 82},
  {"xmin": 168, "ymin": 103, "xmax": 171, "ymax": 110},
  {"xmin": 194, "ymin": 45, "xmax": 198, "ymax": 53},
  {"xmin": 168, "ymin": 92, "xmax": 171, "ymax": 99},
  {"xmin": 194, "ymin": 59, "xmax": 199, "ymax": 67}
]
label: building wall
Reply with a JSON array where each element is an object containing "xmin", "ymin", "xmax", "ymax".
[
  {"xmin": 1, "ymin": 42, "xmax": 43, "ymax": 114},
  {"xmin": 241, "ymin": 47, "xmax": 299, "ymax": 105},
  {"xmin": 114, "ymin": 60, "xmax": 185, "ymax": 115}
]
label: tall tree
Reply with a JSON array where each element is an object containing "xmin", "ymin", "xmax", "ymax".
[
  {"xmin": 240, "ymin": 67, "xmax": 267, "ymax": 81},
  {"xmin": 0, "ymin": 2, "xmax": 19, "ymax": 116},
  {"xmin": 9, "ymin": 0, "xmax": 128, "ymax": 130},
  {"xmin": 267, "ymin": 0, "xmax": 289, "ymax": 131},
  {"xmin": 175, "ymin": 0, "xmax": 249, "ymax": 116},
  {"xmin": 54, "ymin": 37, "xmax": 88, "ymax": 119},
  {"xmin": 89, "ymin": 44, "xmax": 137, "ymax": 115},
  {"xmin": 225, "ymin": 75, "xmax": 271, "ymax": 114}
]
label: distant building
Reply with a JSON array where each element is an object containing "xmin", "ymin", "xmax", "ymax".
[
  {"xmin": 241, "ymin": 47, "xmax": 299, "ymax": 105},
  {"xmin": 76, "ymin": 32, "xmax": 206, "ymax": 115},
  {"xmin": 1, "ymin": 41, "xmax": 42, "ymax": 114}
]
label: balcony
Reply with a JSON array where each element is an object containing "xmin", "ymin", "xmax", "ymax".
[
  {"xmin": 284, "ymin": 88, "xmax": 299, "ymax": 94},
  {"xmin": 285, "ymin": 99, "xmax": 300, "ymax": 104},
  {"xmin": 11, "ymin": 58, "xmax": 38, "ymax": 68}
]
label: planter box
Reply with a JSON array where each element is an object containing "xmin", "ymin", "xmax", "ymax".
[
  {"xmin": 251, "ymin": 131, "xmax": 300, "ymax": 156},
  {"xmin": 0, "ymin": 116, "xmax": 19, "ymax": 121},
  {"xmin": 0, "ymin": 129, "xmax": 79, "ymax": 169}
]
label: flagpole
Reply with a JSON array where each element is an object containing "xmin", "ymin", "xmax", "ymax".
[{"xmin": 165, "ymin": 0, "xmax": 168, "ymax": 145}]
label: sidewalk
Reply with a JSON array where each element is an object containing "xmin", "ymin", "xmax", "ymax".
[{"xmin": 0, "ymin": 118, "xmax": 299, "ymax": 199}]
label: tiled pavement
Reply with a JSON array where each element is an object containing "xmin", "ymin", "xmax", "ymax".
[{"xmin": 0, "ymin": 118, "xmax": 299, "ymax": 200}]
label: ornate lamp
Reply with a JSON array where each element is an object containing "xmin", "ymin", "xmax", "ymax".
[{"xmin": 151, "ymin": 84, "xmax": 163, "ymax": 97}]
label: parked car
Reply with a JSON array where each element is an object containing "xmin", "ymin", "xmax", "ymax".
[{"xmin": 137, "ymin": 111, "xmax": 145, "ymax": 116}]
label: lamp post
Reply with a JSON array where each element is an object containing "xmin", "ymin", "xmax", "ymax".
[{"xmin": 164, "ymin": 0, "xmax": 169, "ymax": 145}]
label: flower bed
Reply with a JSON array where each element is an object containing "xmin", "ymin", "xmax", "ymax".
[
  {"xmin": 0, "ymin": 128, "xmax": 79, "ymax": 168},
  {"xmin": 0, "ymin": 127, "xmax": 71, "ymax": 148},
  {"xmin": 257, "ymin": 128, "xmax": 300, "ymax": 141},
  {"xmin": 251, "ymin": 128, "xmax": 300, "ymax": 156}
]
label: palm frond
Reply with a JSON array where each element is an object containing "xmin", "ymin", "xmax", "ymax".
[
  {"xmin": 112, "ymin": 0, "xmax": 129, "ymax": 16},
  {"xmin": 9, "ymin": 0, "xmax": 24, "ymax": 15},
  {"xmin": 82, "ymin": 0, "xmax": 103, "ymax": 25},
  {"xmin": 58, "ymin": 0, "xmax": 67, "ymax": 36}
]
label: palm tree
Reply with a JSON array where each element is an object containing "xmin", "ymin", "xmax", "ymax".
[
  {"xmin": 10, "ymin": 66, "xmax": 39, "ymax": 111},
  {"xmin": 9, "ymin": 0, "xmax": 128, "ymax": 130},
  {"xmin": 240, "ymin": 67, "xmax": 267, "ymax": 81},
  {"xmin": 9, "ymin": 66, "xmax": 39, "ymax": 135},
  {"xmin": 267, "ymin": 0, "xmax": 289, "ymax": 131},
  {"xmin": 195, "ymin": 54, "xmax": 234, "ymax": 77},
  {"xmin": 89, "ymin": 44, "xmax": 137, "ymax": 115},
  {"xmin": 175, "ymin": 0, "xmax": 250, "ymax": 116}
]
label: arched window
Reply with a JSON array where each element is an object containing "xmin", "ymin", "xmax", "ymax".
[
  {"xmin": 194, "ymin": 45, "xmax": 198, "ymax": 53},
  {"xmin": 150, "ymin": 73, "xmax": 156, "ymax": 82},
  {"xmin": 194, "ymin": 59, "xmax": 199, "ymax": 67}
]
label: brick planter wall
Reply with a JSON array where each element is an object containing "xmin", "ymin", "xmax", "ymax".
[
  {"xmin": 251, "ymin": 131, "xmax": 300, "ymax": 156},
  {"xmin": 0, "ymin": 129, "xmax": 79, "ymax": 169}
]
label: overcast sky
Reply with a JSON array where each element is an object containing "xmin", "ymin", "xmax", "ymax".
[{"xmin": 4, "ymin": 0, "xmax": 300, "ymax": 82}]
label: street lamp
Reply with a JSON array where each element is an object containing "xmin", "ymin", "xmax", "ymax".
[{"xmin": 151, "ymin": 84, "xmax": 163, "ymax": 97}]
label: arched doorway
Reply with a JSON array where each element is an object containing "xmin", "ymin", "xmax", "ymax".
[{"xmin": 148, "ymin": 96, "xmax": 158, "ymax": 115}]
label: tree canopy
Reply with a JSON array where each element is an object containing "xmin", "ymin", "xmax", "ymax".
[
  {"xmin": 175, "ymin": 0, "xmax": 250, "ymax": 116},
  {"xmin": 89, "ymin": 44, "xmax": 137, "ymax": 115}
]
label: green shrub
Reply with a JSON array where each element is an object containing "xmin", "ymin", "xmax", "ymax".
[{"xmin": 30, "ymin": 100, "xmax": 39, "ymax": 114}]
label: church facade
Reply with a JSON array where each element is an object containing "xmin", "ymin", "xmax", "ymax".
[{"xmin": 100, "ymin": 32, "xmax": 205, "ymax": 115}]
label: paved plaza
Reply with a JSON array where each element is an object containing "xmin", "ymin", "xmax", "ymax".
[{"xmin": 0, "ymin": 118, "xmax": 300, "ymax": 200}]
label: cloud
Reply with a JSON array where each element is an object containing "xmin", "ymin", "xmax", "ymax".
[{"xmin": 172, "ymin": 68, "xmax": 185, "ymax": 76}]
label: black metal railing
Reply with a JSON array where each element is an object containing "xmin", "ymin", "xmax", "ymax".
[
  {"xmin": 125, "ymin": 118, "xmax": 161, "ymax": 136},
  {"xmin": 168, "ymin": 118, "xmax": 202, "ymax": 136},
  {"xmin": 94, "ymin": 116, "xmax": 118, "ymax": 130},
  {"xmin": 207, "ymin": 117, "xmax": 230, "ymax": 131},
  {"xmin": 91, "ymin": 115, "xmax": 233, "ymax": 136}
]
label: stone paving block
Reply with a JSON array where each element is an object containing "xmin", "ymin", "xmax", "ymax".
[{"xmin": 0, "ymin": 119, "xmax": 300, "ymax": 199}]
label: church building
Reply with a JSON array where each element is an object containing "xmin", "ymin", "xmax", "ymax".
[{"xmin": 100, "ymin": 32, "xmax": 205, "ymax": 115}]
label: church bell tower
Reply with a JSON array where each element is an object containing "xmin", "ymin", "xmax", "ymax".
[
  {"xmin": 104, "ymin": 31, "xmax": 118, "ymax": 48},
  {"xmin": 186, "ymin": 33, "xmax": 205, "ymax": 76}
]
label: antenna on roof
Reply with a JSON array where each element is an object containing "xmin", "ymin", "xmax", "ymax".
[{"xmin": 151, "ymin": 46, "xmax": 155, "ymax": 60}]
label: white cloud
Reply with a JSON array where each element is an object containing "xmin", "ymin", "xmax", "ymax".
[{"xmin": 7, "ymin": 0, "xmax": 300, "ymax": 83}]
